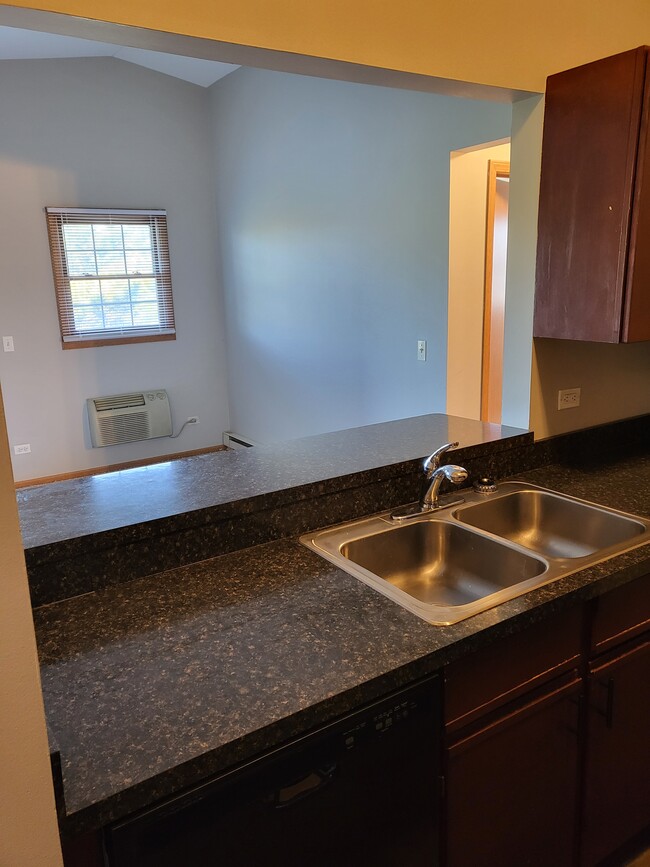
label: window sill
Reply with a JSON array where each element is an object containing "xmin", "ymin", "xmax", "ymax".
[{"xmin": 62, "ymin": 333, "xmax": 176, "ymax": 349}]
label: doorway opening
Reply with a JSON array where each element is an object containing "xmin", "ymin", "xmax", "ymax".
[{"xmin": 447, "ymin": 140, "xmax": 510, "ymax": 424}]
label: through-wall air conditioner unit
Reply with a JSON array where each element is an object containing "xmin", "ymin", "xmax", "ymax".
[{"xmin": 87, "ymin": 390, "xmax": 172, "ymax": 447}]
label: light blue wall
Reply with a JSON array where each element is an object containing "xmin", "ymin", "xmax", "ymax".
[
  {"xmin": 0, "ymin": 58, "xmax": 229, "ymax": 481},
  {"xmin": 210, "ymin": 68, "xmax": 512, "ymax": 442}
]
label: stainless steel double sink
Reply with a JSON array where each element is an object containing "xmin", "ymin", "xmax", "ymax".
[{"xmin": 300, "ymin": 482, "xmax": 650, "ymax": 625}]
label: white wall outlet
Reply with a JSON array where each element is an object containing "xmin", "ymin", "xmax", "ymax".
[
  {"xmin": 14, "ymin": 443, "xmax": 31, "ymax": 455},
  {"xmin": 3, "ymin": 336, "xmax": 14, "ymax": 352},
  {"xmin": 187, "ymin": 416, "xmax": 200, "ymax": 424},
  {"xmin": 557, "ymin": 387, "xmax": 581, "ymax": 410},
  {"xmin": 417, "ymin": 339, "xmax": 427, "ymax": 362}
]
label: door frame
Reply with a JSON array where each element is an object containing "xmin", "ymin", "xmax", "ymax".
[{"xmin": 481, "ymin": 160, "xmax": 510, "ymax": 422}]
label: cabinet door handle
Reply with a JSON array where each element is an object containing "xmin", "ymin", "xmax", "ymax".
[
  {"xmin": 595, "ymin": 678, "xmax": 615, "ymax": 729},
  {"xmin": 566, "ymin": 693, "xmax": 582, "ymax": 737}
]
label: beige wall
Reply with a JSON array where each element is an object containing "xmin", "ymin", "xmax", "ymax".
[
  {"xmin": 447, "ymin": 141, "xmax": 510, "ymax": 420},
  {"xmin": 530, "ymin": 339, "xmax": 650, "ymax": 439},
  {"xmin": 2, "ymin": 0, "xmax": 650, "ymax": 92},
  {"xmin": 0, "ymin": 386, "xmax": 63, "ymax": 867}
]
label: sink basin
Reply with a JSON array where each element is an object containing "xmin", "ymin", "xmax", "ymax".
[
  {"xmin": 455, "ymin": 489, "xmax": 646, "ymax": 559},
  {"xmin": 302, "ymin": 515, "xmax": 547, "ymax": 625},
  {"xmin": 340, "ymin": 521, "xmax": 546, "ymax": 607},
  {"xmin": 301, "ymin": 482, "xmax": 650, "ymax": 626}
]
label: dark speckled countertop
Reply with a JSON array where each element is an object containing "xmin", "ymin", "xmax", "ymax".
[
  {"xmin": 19, "ymin": 414, "xmax": 534, "ymax": 607},
  {"xmin": 33, "ymin": 449, "xmax": 650, "ymax": 837},
  {"xmin": 18, "ymin": 414, "xmax": 526, "ymax": 548}
]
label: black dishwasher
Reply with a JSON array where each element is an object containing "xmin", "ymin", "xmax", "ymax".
[{"xmin": 106, "ymin": 675, "xmax": 441, "ymax": 867}]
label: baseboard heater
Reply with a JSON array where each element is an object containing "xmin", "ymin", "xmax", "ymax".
[
  {"xmin": 87, "ymin": 390, "xmax": 172, "ymax": 447},
  {"xmin": 222, "ymin": 431, "xmax": 261, "ymax": 450}
]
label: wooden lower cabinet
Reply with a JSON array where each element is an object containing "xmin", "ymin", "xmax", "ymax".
[
  {"xmin": 443, "ymin": 577, "xmax": 650, "ymax": 867},
  {"xmin": 444, "ymin": 678, "xmax": 581, "ymax": 867},
  {"xmin": 581, "ymin": 637, "xmax": 650, "ymax": 866}
]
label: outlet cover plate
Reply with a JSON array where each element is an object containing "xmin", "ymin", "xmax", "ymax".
[{"xmin": 558, "ymin": 388, "xmax": 581, "ymax": 410}]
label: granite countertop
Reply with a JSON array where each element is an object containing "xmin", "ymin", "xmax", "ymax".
[
  {"xmin": 20, "ymin": 414, "xmax": 533, "ymax": 607},
  {"xmin": 18, "ymin": 414, "xmax": 527, "ymax": 549},
  {"xmin": 34, "ymin": 452, "xmax": 650, "ymax": 838}
]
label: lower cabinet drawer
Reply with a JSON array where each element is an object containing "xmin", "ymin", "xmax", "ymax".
[
  {"xmin": 444, "ymin": 605, "xmax": 582, "ymax": 732},
  {"xmin": 590, "ymin": 574, "xmax": 650, "ymax": 655}
]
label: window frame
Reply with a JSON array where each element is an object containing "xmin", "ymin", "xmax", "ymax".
[{"xmin": 45, "ymin": 207, "xmax": 176, "ymax": 349}]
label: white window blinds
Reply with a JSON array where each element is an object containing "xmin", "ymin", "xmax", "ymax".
[{"xmin": 46, "ymin": 207, "xmax": 176, "ymax": 348}]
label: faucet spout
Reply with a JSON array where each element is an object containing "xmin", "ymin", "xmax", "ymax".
[
  {"xmin": 389, "ymin": 443, "xmax": 467, "ymax": 522},
  {"xmin": 421, "ymin": 464, "xmax": 468, "ymax": 510}
]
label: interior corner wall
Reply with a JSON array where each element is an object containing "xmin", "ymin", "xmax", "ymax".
[
  {"xmin": 500, "ymin": 94, "xmax": 545, "ymax": 431},
  {"xmin": 0, "ymin": 57, "xmax": 229, "ymax": 482},
  {"xmin": 210, "ymin": 67, "xmax": 511, "ymax": 443},
  {"xmin": 0, "ymin": 387, "xmax": 63, "ymax": 867}
]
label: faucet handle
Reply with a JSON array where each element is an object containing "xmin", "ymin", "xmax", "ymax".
[{"xmin": 423, "ymin": 441, "xmax": 459, "ymax": 478}]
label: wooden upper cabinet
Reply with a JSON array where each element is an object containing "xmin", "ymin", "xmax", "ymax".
[{"xmin": 534, "ymin": 46, "xmax": 650, "ymax": 343}]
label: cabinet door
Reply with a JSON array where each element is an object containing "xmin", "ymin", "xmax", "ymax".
[
  {"xmin": 445, "ymin": 678, "xmax": 581, "ymax": 867},
  {"xmin": 623, "ymin": 53, "xmax": 650, "ymax": 342},
  {"xmin": 534, "ymin": 47, "xmax": 648, "ymax": 343},
  {"xmin": 582, "ymin": 638, "xmax": 650, "ymax": 866},
  {"xmin": 61, "ymin": 833, "xmax": 104, "ymax": 867}
]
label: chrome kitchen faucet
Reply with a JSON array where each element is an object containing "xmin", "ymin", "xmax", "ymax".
[{"xmin": 391, "ymin": 441, "xmax": 468, "ymax": 521}]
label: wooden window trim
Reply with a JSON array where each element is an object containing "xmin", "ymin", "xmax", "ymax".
[
  {"xmin": 62, "ymin": 333, "xmax": 177, "ymax": 350},
  {"xmin": 46, "ymin": 207, "xmax": 176, "ymax": 349}
]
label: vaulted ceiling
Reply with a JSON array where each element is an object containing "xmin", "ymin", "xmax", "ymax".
[{"xmin": 0, "ymin": 25, "xmax": 239, "ymax": 86}]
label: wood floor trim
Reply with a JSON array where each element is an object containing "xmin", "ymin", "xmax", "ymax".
[{"xmin": 15, "ymin": 445, "xmax": 227, "ymax": 488}]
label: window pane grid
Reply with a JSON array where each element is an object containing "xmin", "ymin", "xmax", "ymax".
[
  {"xmin": 67, "ymin": 278, "xmax": 164, "ymax": 331},
  {"xmin": 46, "ymin": 208, "xmax": 175, "ymax": 347}
]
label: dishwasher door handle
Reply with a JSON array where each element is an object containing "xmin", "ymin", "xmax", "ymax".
[{"xmin": 269, "ymin": 762, "xmax": 338, "ymax": 809}]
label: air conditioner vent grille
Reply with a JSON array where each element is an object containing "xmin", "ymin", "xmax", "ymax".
[
  {"xmin": 86, "ymin": 389, "xmax": 171, "ymax": 447},
  {"xmin": 93, "ymin": 393, "xmax": 146, "ymax": 412},
  {"xmin": 97, "ymin": 412, "xmax": 151, "ymax": 445}
]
